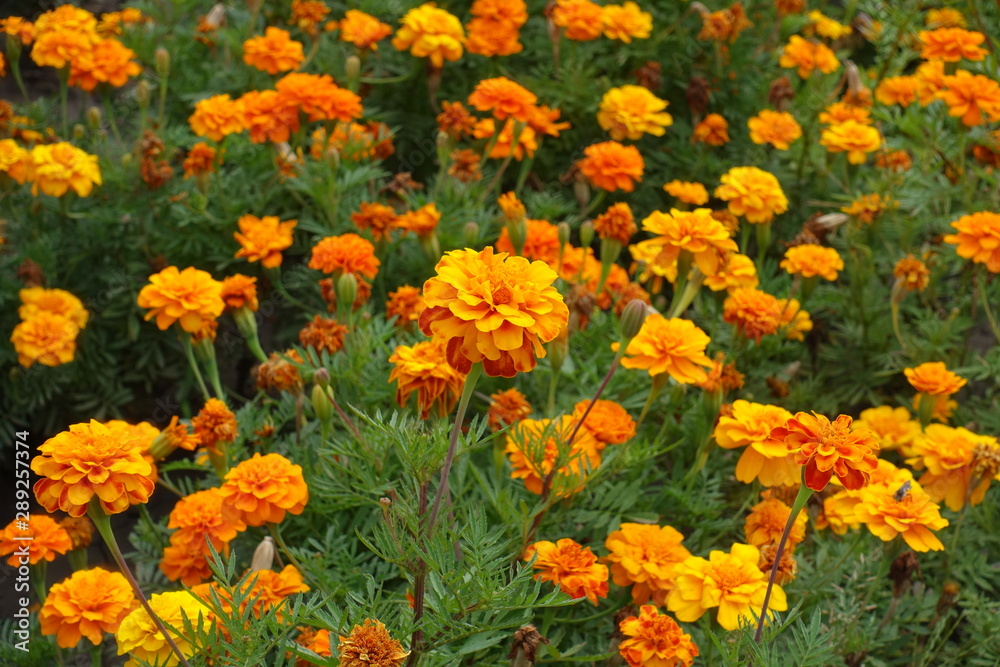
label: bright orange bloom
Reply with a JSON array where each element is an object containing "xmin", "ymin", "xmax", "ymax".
[
  {"xmin": 918, "ymin": 27, "xmax": 986, "ymax": 62},
  {"xmin": 472, "ymin": 118, "xmax": 538, "ymax": 160},
  {"xmin": 309, "ymin": 233, "xmax": 380, "ymax": 279},
  {"xmin": 183, "ymin": 142, "xmax": 217, "ymax": 178},
  {"xmin": 853, "ymin": 477, "xmax": 948, "ymax": 551},
  {"xmin": 578, "ymin": 141, "xmax": 645, "ymax": 193},
  {"xmin": 189, "ymin": 94, "xmax": 245, "ymax": 142},
  {"xmin": 904, "ymin": 361, "xmax": 967, "ymax": 396},
  {"xmin": 745, "ymin": 497, "xmax": 807, "ymax": 548},
  {"xmin": 663, "ymin": 180, "xmax": 709, "ymax": 206},
  {"xmin": 496, "ymin": 218, "xmax": 562, "ymax": 264},
  {"xmin": 505, "ymin": 416, "xmax": 601, "ymax": 496},
  {"xmin": 572, "ymin": 399, "xmax": 636, "ymax": 448},
  {"xmin": 239, "ymin": 90, "xmax": 299, "ymax": 144},
  {"xmin": 634, "ymin": 208, "xmax": 738, "ymax": 277},
  {"xmin": 419, "ymin": 247, "xmax": 568, "ymax": 377},
  {"xmin": 780, "ymin": 244, "xmax": 843, "ymax": 281},
  {"xmin": 115, "ymin": 591, "xmax": 209, "ymax": 667},
  {"xmin": 160, "ymin": 488, "xmax": 246, "ymax": 585},
  {"xmin": 605, "ymin": 523, "xmax": 691, "ymax": 606},
  {"xmin": 289, "ymin": 0, "xmax": 330, "ymax": 34},
  {"xmin": 668, "ymin": 543, "xmax": 786, "ymax": 631},
  {"xmin": 137, "ymin": 266, "xmax": 224, "ymax": 333},
  {"xmin": 275, "ymin": 72, "xmax": 363, "ymax": 123},
  {"xmin": 234, "ymin": 214, "xmax": 296, "ymax": 268},
  {"xmin": 257, "ymin": 349, "xmax": 305, "ymax": 393},
  {"xmin": 243, "ymin": 27, "xmax": 304, "ymax": 74},
  {"xmin": 695, "ymin": 353, "xmax": 745, "ymax": 393},
  {"xmin": 337, "ymin": 618, "xmax": 409, "ymax": 667},
  {"xmin": 908, "ymin": 424, "xmax": 999, "ymax": 511},
  {"xmin": 944, "ymin": 211, "xmax": 1000, "ymax": 271},
  {"xmin": 191, "ymin": 398, "xmax": 237, "ymax": 456},
  {"xmin": 389, "ymin": 338, "xmax": 467, "ymax": 419},
  {"xmin": 602, "ymin": 2, "xmax": 653, "ymax": 42},
  {"xmin": 875, "ymin": 76, "xmax": 921, "ymax": 107},
  {"xmin": 68, "ymin": 38, "xmax": 140, "ymax": 91},
  {"xmin": 30, "ymin": 6, "xmax": 98, "ymax": 69},
  {"xmin": 397, "ymin": 203, "xmax": 441, "ymax": 237},
  {"xmin": 696, "ymin": 3, "xmax": 753, "ymax": 42},
  {"xmin": 619, "ymin": 606, "xmax": 698, "ymax": 667},
  {"xmin": 769, "ymin": 412, "xmax": 880, "ymax": 491},
  {"xmin": 925, "ymin": 8, "xmax": 966, "ymax": 29},
  {"xmin": 218, "ymin": 453, "xmax": 308, "ymax": 526},
  {"xmin": 820, "ymin": 120, "xmax": 882, "ymax": 164},
  {"xmin": 552, "ymin": 0, "xmax": 604, "ymax": 41},
  {"xmin": 385, "ymin": 285, "xmax": 426, "ymax": 327},
  {"xmin": 748, "ymin": 109, "xmax": 802, "ymax": 149},
  {"xmin": 487, "ymin": 388, "xmax": 532, "ymax": 431},
  {"xmin": 468, "ymin": 76, "xmax": 537, "ymax": 122},
  {"xmin": 1, "ymin": 17, "xmax": 36, "ymax": 45},
  {"xmin": 40, "ymin": 568, "xmax": 133, "ymax": 648},
  {"xmin": 936, "ymin": 71, "xmax": 1000, "ymax": 126},
  {"xmin": 436, "ymin": 100, "xmax": 476, "ymax": 137},
  {"xmin": 0, "ymin": 138, "xmax": 33, "ymax": 184},
  {"xmin": 598, "ymin": 85, "xmax": 672, "ymax": 140},
  {"xmin": 337, "ymin": 10, "xmax": 393, "ymax": 50},
  {"xmin": 714, "ymin": 166, "xmax": 787, "ymax": 223},
  {"xmin": 892, "ymin": 256, "xmax": 931, "ymax": 293},
  {"xmin": 0, "ymin": 514, "xmax": 72, "ymax": 567},
  {"xmin": 593, "ymin": 203, "xmax": 637, "ymax": 245},
  {"xmin": 299, "ymin": 315, "xmax": 348, "ymax": 355},
  {"xmin": 876, "ymin": 149, "xmax": 913, "ymax": 171},
  {"xmin": 715, "ymin": 400, "xmax": 799, "ymax": 486},
  {"xmin": 617, "ymin": 314, "xmax": 714, "ymax": 384},
  {"xmin": 776, "ymin": 297, "xmax": 811, "ymax": 340},
  {"xmin": 527, "ymin": 538, "xmax": 609, "ymax": 604},
  {"xmin": 855, "ymin": 406, "xmax": 921, "ymax": 456},
  {"xmin": 220, "ymin": 274, "xmax": 259, "ymax": 312},
  {"xmin": 779, "ymin": 35, "xmax": 840, "ymax": 78},
  {"xmin": 819, "ymin": 101, "xmax": 872, "ymax": 125},
  {"xmin": 704, "ymin": 253, "xmax": 758, "ymax": 292},
  {"xmin": 465, "ymin": 0, "xmax": 526, "ymax": 57},
  {"xmin": 841, "ymin": 193, "xmax": 896, "ymax": 224},
  {"xmin": 30, "ymin": 143, "xmax": 102, "ymax": 197},
  {"xmin": 391, "ymin": 3, "xmax": 465, "ymax": 68},
  {"xmin": 527, "ymin": 105, "xmax": 572, "ymax": 138},
  {"xmin": 32, "ymin": 420, "xmax": 154, "ymax": 517},
  {"xmin": 722, "ymin": 287, "xmax": 783, "ymax": 341},
  {"xmin": 914, "ymin": 59, "xmax": 947, "ymax": 105},
  {"xmin": 692, "ymin": 113, "xmax": 729, "ymax": 146},
  {"xmin": 351, "ymin": 201, "xmax": 400, "ymax": 241}
]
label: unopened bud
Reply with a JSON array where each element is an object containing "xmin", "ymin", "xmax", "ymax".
[
  {"xmin": 313, "ymin": 367, "xmax": 330, "ymax": 387},
  {"xmin": 557, "ymin": 222, "xmax": 570, "ymax": 249},
  {"xmin": 579, "ymin": 220, "xmax": 595, "ymax": 249},
  {"xmin": 436, "ymin": 130, "xmax": 449, "ymax": 149},
  {"xmin": 548, "ymin": 326, "xmax": 569, "ymax": 373},
  {"xmin": 155, "ymin": 47, "xmax": 170, "ymax": 79},
  {"xmin": 336, "ymin": 272, "xmax": 358, "ymax": 311},
  {"xmin": 619, "ymin": 299, "xmax": 649, "ymax": 341},
  {"xmin": 311, "ymin": 383, "xmax": 334, "ymax": 424},
  {"xmin": 573, "ymin": 173, "xmax": 590, "ymax": 210},
  {"xmin": 136, "ymin": 79, "xmax": 151, "ymax": 110},
  {"xmin": 324, "ymin": 146, "xmax": 340, "ymax": 172},
  {"xmin": 463, "ymin": 221, "xmax": 479, "ymax": 247},
  {"xmin": 121, "ymin": 153, "xmax": 133, "ymax": 167},
  {"xmin": 345, "ymin": 55, "xmax": 360, "ymax": 84},
  {"xmin": 250, "ymin": 536, "xmax": 276, "ymax": 572},
  {"xmin": 507, "ymin": 216, "xmax": 527, "ymax": 256},
  {"xmin": 87, "ymin": 107, "xmax": 102, "ymax": 130},
  {"xmin": 72, "ymin": 123, "xmax": 85, "ymax": 139}
]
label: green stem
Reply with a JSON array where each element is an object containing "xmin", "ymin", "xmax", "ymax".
[
  {"xmin": 181, "ymin": 336, "xmax": 210, "ymax": 401},
  {"xmin": 978, "ymin": 269, "xmax": 1000, "ymax": 344},
  {"xmin": 203, "ymin": 352, "xmax": 226, "ymax": 403},
  {"xmin": 31, "ymin": 561, "xmax": 47, "ymax": 606},
  {"xmin": 90, "ymin": 642, "xmax": 103, "ymax": 667},
  {"xmin": 101, "ymin": 90, "xmax": 123, "ymax": 144},
  {"xmin": 636, "ymin": 374, "xmax": 668, "ymax": 428}
]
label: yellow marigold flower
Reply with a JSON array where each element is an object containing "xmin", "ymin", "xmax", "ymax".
[
  {"xmin": 30, "ymin": 142, "xmax": 101, "ymax": 197},
  {"xmin": 770, "ymin": 412, "xmax": 880, "ymax": 491},
  {"xmin": 667, "ymin": 543, "xmax": 786, "ymax": 631},
  {"xmin": 116, "ymin": 591, "xmax": 209, "ymax": 667},
  {"xmin": 505, "ymin": 415, "xmax": 601, "ymax": 496},
  {"xmin": 875, "ymin": 76, "xmax": 921, "ymax": 107},
  {"xmin": 276, "ymin": 72, "xmax": 363, "ymax": 123},
  {"xmin": 779, "ymin": 35, "xmax": 839, "ymax": 78},
  {"xmin": 819, "ymin": 101, "xmax": 872, "ymax": 125},
  {"xmin": 30, "ymin": 5, "xmax": 98, "ymax": 69},
  {"xmin": 191, "ymin": 398, "xmax": 237, "ymax": 456},
  {"xmin": 397, "ymin": 202, "xmax": 441, "ymax": 238},
  {"xmin": 593, "ymin": 202, "xmax": 637, "ymax": 245},
  {"xmin": 605, "ymin": 523, "xmax": 691, "ymax": 606},
  {"xmin": 234, "ymin": 214, "xmax": 296, "ymax": 269},
  {"xmin": 2, "ymin": 17, "xmax": 36, "ymax": 45},
  {"xmin": 918, "ymin": 27, "xmax": 987, "ymax": 62},
  {"xmin": 472, "ymin": 118, "xmax": 538, "ymax": 160},
  {"xmin": 908, "ymin": 424, "xmax": 997, "ymax": 511},
  {"xmin": 722, "ymin": 287, "xmax": 782, "ymax": 342},
  {"xmin": 893, "ymin": 254, "xmax": 931, "ymax": 293},
  {"xmin": 18, "ymin": 286, "xmax": 88, "ymax": 329},
  {"xmin": 925, "ymin": 8, "xmax": 966, "ymax": 29},
  {"xmin": 806, "ymin": 10, "xmax": 852, "ymax": 39},
  {"xmin": 137, "ymin": 266, "xmax": 224, "ymax": 333},
  {"xmin": 578, "ymin": 140, "xmax": 644, "ymax": 193},
  {"xmin": 67, "ymin": 38, "xmax": 140, "ymax": 91},
  {"xmin": 601, "ymin": 2, "xmax": 653, "ymax": 43},
  {"xmin": 936, "ymin": 71, "xmax": 1000, "ymax": 126},
  {"xmin": 663, "ymin": 180, "xmax": 709, "ymax": 205},
  {"xmin": 0, "ymin": 514, "xmax": 72, "ymax": 567},
  {"xmin": 338, "ymin": 618, "xmax": 409, "ymax": 667},
  {"xmin": 745, "ymin": 497, "xmax": 807, "ymax": 548},
  {"xmin": 943, "ymin": 211, "xmax": 1000, "ymax": 271},
  {"xmin": 714, "ymin": 166, "xmax": 788, "ymax": 223},
  {"xmin": 392, "ymin": 3, "xmax": 464, "ymax": 68},
  {"xmin": 552, "ymin": 0, "xmax": 604, "ymax": 41},
  {"xmin": 309, "ymin": 233, "xmax": 380, "ymax": 279},
  {"xmin": 243, "ymin": 27, "xmax": 304, "ymax": 74},
  {"xmin": 748, "ymin": 109, "xmax": 802, "ymax": 150},
  {"xmin": 337, "ymin": 9, "xmax": 393, "ymax": 50},
  {"xmin": 777, "ymin": 297, "xmax": 812, "ymax": 341},
  {"xmin": 32, "ymin": 420, "xmax": 154, "ymax": 517},
  {"xmin": 617, "ymin": 314, "xmax": 713, "ymax": 384},
  {"xmin": 853, "ymin": 477, "xmax": 948, "ymax": 551},
  {"xmin": 572, "ymin": 399, "xmax": 636, "ymax": 448},
  {"xmin": 692, "ymin": 113, "xmax": 729, "ymax": 146},
  {"xmin": 218, "ymin": 453, "xmax": 308, "ymax": 527},
  {"xmin": 636, "ymin": 208, "xmax": 738, "ymax": 277},
  {"xmin": 418, "ymin": 247, "xmax": 568, "ymax": 377},
  {"xmin": 41, "ymin": 568, "xmax": 133, "ymax": 648},
  {"xmin": 618, "ymin": 605, "xmax": 698, "ymax": 667},
  {"xmin": 841, "ymin": 193, "xmax": 895, "ymax": 224},
  {"xmin": 704, "ymin": 253, "xmax": 758, "ymax": 292},
  {"xmin": 597, "ymin": 85, "xmax": 672, "ymax": 141},
  {"xmin": 487, "ymin": 388, "xmax": 532, "ymax": 431},
  {"xmin": 780, "ymin": 244, "xmax": 843, "ymax": 281},
  {"xmin": 820, "ymin": 120, "xmax": 882, "ymax": 164},
  {"xmin": 904, "ymin": 361, "xmax": 966, "ymax": 396},
  {"xmin": 526, "ymin": 538, "xmax": 609, "ymax": 604},
  {"xmin": 389, "ymin": 338, "xmax": 466, "ymax": 419},
  {"xmin": 0, "ymin": 138, "xmax": 34, "ymax": 183},
  {"xmin": 856, "ymin": 406, "xmax": 921, "ymax": 456},
  {"xmin": 715, "ymin": 400, "xmax": 798, "ymax": 486},
  {"xmin": 468, "ymin": 76, "xmax": 537, "ymax": 122},
  {"xmin": 10, "ymin": 311, "xmax": 78, "ymax": 368}
]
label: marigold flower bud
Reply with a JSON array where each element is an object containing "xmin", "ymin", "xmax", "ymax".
[
  {"xmin": 324, "ymin": 146, "xmax": 340, "ymax": 171},
  {"xmin": 136, "ymin": 80, "xmax": 151, "ymax": 110},
  {"xmin": 313, "ymin": 367, "xmax": 330, "ymax": 387},
  {"xmin": 557, "ymin": 222, "xmax": 571, "ymax": 249},
  {"xmin": 580, "ymin": 220, "xmax": 595, "ymax": 249},
  {"xmin": 336, "ymin": 272, "xmax": 358, "ymax": 311},
  {"xmin": 312, "ymin": 383, "xmax": 334, "ymax": 424},
  {"xmin": 121, "ymin": 153, "xmax": 132, "ymax": 167},
  {"xmin": 155, "ymin": 47, "xmax": 170, "ymax": 79},
  {"xmin": 507, "ymin": 217, "xmax": 527, "ymax": 257},
  {"xmin": 72, "ymin": 124, "xmax": 85, "ymax": 140},
  {"xmin": 548, "ymin": 326, "xmax": 569, "ymax": 373},
  {"xmin": 87, "ymin": 107, "xmax": 102, "ymax": 130},
  {"xmin": 573, "ymin": 174, "xmax": 590, "ymax": 210},
  {"xmin": 345, "ymin": 54, "xmax": 360, "ymax": 86},
  {"xmin": 619, "ymin": 299, "xmax": 649, "ymax": 341},
  {"xmin": 463, "ymin": 221, "xmax": 479, "ymax": 247},
  {"xmin": 250, "ymin": 536, "xmax": 276, "ymax": 571}
]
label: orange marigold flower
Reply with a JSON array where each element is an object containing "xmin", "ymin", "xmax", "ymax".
[
  {"xmin": 257, "ymin": 349, "xmax": 305, "ymax": 393},
  {"xmin": 220, "ymin": 274, "xmax": 259, "ymax": 312},
  {"xmin": 778, "ymin": 298, "xmax": 812, "ymax": 340},
  {"xmin": 58, "ymin": 516, "xmax": 94, "ymax": 551},
  {"xmin": 692, "ymin": 113, "xmax": 729, "ymax": 146},
  {"xmin": 351, "ymin": 201, "xmax": 399, "ymax": 241},
  {"xmin": 757, "ymin": 543, "xmax": 798, "ymax": 585},
  {"xmin": 820, "ymin": 120, "xmax": 882, "ymax": 164},
  {"xmin": 299, "ymin": 315, "xmax": 348, "ymax": 355},
  {"xmin": 155, "ymin": 416, "xmax": 201, "ymax": 454},
  {"xmin": 2, "ymin": 17, "xmax": 36, "ymax": 45},
  {"xmin": 855, "ymin": 406, "xmax": 921, "ymax": 456},
  {"xmin": 598, "ymin": 85, "xmax": 672, "ymax": 141},
  {"xmin": 115, "ymin": 591, "xmax": 209, "ymax": 667},
  {"xmin": 276, "ymin": 72, "xmax": 363, "ymax": 123},
  {"xmin": 309, "ymin": 233, "xmax": 380, "ymax": 278},
  {"xmin": 696, "ymin": 3, "xmax": 753, "ymax": 42},
  {"xmin": 619, "ymin": 605, "xmax": 698, "ymax": 667},
  {"xmin": 496, "ymin": 218, "xmax": 563, "ymax": 264},
  {"xmin": 943, "ymin": 211, "xmax": 1000, "ymax": 270},
  {"xmin": 748, "ymin": 109, "xmax": 802, "ymax": 150},
  {"xmin": 0, "ymin": 514, "xmax": 72, "ymax": 567},
  {"xmin": 219, "ymin": 453, "xmax": 308, "ymax": 526},
  {"xmin": 853, "ymin": 476, "xmax": 948, "ymax": 551},
  {"xmin": 715, "ymin": 400, "xmax": 799, "ymax": 486},
  {"xmin": 819, "ymin": 101, "xmax": 872, "ymax": 125},
  {"xmin": 290, "ymin": 0, "xmax": 330, "ymax": 34},
  {"xmin": 780, "ymin": 244, "xmax": 843, "ymax": 281},
  {"xmin": 234, "ymin": 214, "xmax": 296, "ymax": 268},
  {"xmin": 893, "ymin": 255, "xmax": 931, "ymax": 293},
  {"xmin": 601, "ymin": 2, "xmax": 653, "ymax": 43},
  {"xmin": 137, "ymin": 266, "xmax": 224, "ymax": 333},
  {"xmin": 337, "ymin": 10, "xmax": 393, "ymax": 50},
  {"xmin": 385, "ymin": 285, "xmax": 426, "ymax": 327},
  {"xmin": 243, "ymin": 27, "xmax": 304, "ymax": 74},
  {"xmin": 779, "ymin": 35, "xmax": 839, "ymax": 78},
  {"xmin": 527, "ymin": 538, "xmax": 609, "ymax": 604},
  {"xmin": 745, "ymin": 497, "xmax": 807, "ymax": 548},
  {"xmin": 876, "ymin": 149, "xmax": 912, "ymax": 171},
  {"xmin": 68, "ymin": 38, "xmax": 140, "ymax": 91},
  {"xmin": 668, "ymin": 543, "xmax": 785, "ymax": 631},
  {"xmin": 605, "ymin": 523, "xmax": 691, "ymax": 606},
  {"xmin": 18, "ymin": 286, "xmax": 88, "ymax": 329},
  {"xmin": 436, "ymin": 100, "xmax": 476, "ymax": 138},
  {"xmin": 487, "ymin": 388, "xmax": 532, "ymax": 431},
  {"xmin": 578, "ymin": 141, "xmax": 645, "ymax": 193},
  {"xmin": 30, "ymin": 142, "xmax": 102, "ymax": 197},
  {"xmin": 468, "ymin": 76, "xmax": 537, "ymax": 122},
  {"xmin": 527, "ymin": 104, "xmax": 571, "ymax": 137},
  {"xmin": 936, "ymin": 70, "xmax": 1000, "ymax": 126},
  {"xmin": 663, "ymin": 180, "xmax": 709, "ymax": 206},
  {"xmin": 391, "ymin": 3, "xmax": 465, "ymax": 68},
  {"xmin": 472, "ymin": 118, "xmax": 538, "ymax": 160},
  {"xmin": 466, "ymin": 17, "xmax": 524, "ymax": 57},
  {"xmin": 161, "ymin": 488, "xmax": 245, "ymax": 585},
  {"xmin": 696, "ymin": 353, "xmax": 745, "ymax": 393},
  {"xmin": 875, "ymin": 76, "xmax": 921, "ymax": 107},
  {"xmin": 419, "ymin": 247, "xmax": 568, "ymax": 377},
  {"xmin": 40, "ymin": 568, "xmax": 133, "ymax": 648},
  {"xmin": 0, "ymin": 138, "xmax": 34, "ymax": 184},
  {"xmin": 191, "ymin": 398, "xmax": 237, "ymax": 456},
  {"xmin": 397, "ymin": 202, "xmax": 441, "ymax": 237},
  {"xmin": 552, "ymin": 0, "xmax": 605, "ymax": 41},
  {"xmin": 722, "ymin": 287, "xmax": 783, "ymax": 342},
  {"xmin": 183, "ymin": 142, "xmax": 217, "ymax": 178},
  {"xmin": 239, "ymin": 89, "xmax": 299, "ymax": 144},
  {"xmin": 841, "ymin": 193, "xmax": 895, "ymax": 224},
  {"xmin": 593, "ymin": 203, "xmax": 637, "ymax": 245},
  {"xmin": 389, "ymin": 338, "xmax": 467, "ymax": 419},
  {"xmin": 30, "ymin": 6, "xmax": 98, "ymax": 69},
  {"xmin": 918, "ymin": 27, "xmax": 986, "ymax": 62},
  {"xmin": 770, "ymin": 412, "xmax": 880, "ymax": 491},
  {"xmin": 704, "ymin": 253, "xmax": 758, "ymax": 292},
  {"xmin": 337, "ymin": 618, "xmax": 409, "ymax": 667},
  {"xmin": 925, "ymin": 8, "xmax": 966, "ymax": 29},
  {"xmin": 572, "ymin": 399, "xmax": 636, "ymax": 448},
  {"xmin": 904, "ymin": 361, "xmax": 966, "ymax": 396},
  {"xmin": 714, "ymin": 166, "xmax": 787, "ymax": 223},
  {"xmin": 617, "ymin": 314, "xmax": 714, "ymax": 384},
  {"xmin": 505, "ymin": 416, "xmax": 601, "ymax": 496},
  {"xmin": 189, "ymin": 94, "xmax": 245, "ymax": 142},
  {"xmin": 908, "ymin": 424, "xmax": 998, "ymax": 511},
  {"xmin": 634, "ymin": 208, "xmax": 738, "ymax": 277},
  {"xmin": 32, "ymin": 420, "xmax": 154, "ymax": 517}
]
